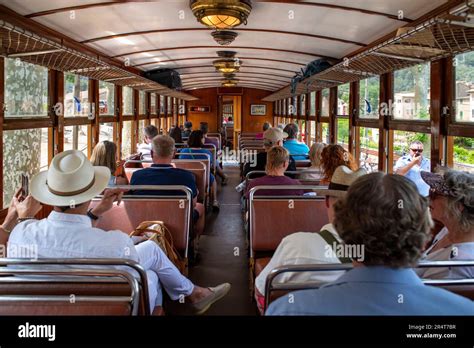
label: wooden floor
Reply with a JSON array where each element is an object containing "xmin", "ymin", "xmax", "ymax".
[{"xmin": 188, "ymin": 165, "xmax": 257, "ymax": 315}]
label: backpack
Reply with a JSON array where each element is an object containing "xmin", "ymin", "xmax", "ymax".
[{"xmin": 130, "ymin": 221, "xmax": 188, "ymax": 275}]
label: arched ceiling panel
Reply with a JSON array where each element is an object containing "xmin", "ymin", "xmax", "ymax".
[{"xmin": 0, "ymin": 0, "xmax": 450, "ymax": 90}]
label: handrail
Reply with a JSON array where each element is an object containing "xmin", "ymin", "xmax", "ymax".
[
  {"xmin": 263, "ymin": 261, "xmax": 474, "ymax": 313},
  {"xmin": 0, "ymin": 258, "xmax": 147, "ymax": 315}
]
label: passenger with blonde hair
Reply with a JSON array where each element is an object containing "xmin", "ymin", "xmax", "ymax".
[
  {"xmin": 90, "ymin": 140, "xmax": 128, "ymax": 186},
  {"xmin": 300, "ymin": 142, "xmax": 326, "ymax": 181},
  {"xmin": 245, "ymin": 146, "xmax": 304, "ymax": 199},
  {"xmin": 417, "ymin": 169, "xmax": 474, "ymax": 279},
  {"xmin": 320, "ymin": 144, "xmax": 358, "ymax": 184}
]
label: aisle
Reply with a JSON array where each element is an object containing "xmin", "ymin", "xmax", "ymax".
[{"xmin": 188, "ymin": 165, "xmax": 256, "ymax": 315}]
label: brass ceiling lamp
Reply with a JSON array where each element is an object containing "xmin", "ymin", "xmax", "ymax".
[
  {"xmin": 211, "ymin": 30, "xmax": 238, "ymax": 45},
  {"xmin": 190, "ymin": 0, "xmax": 252, "ymax": 29},
  {"xmin": 213, "ymin": 50, "xmax": 241, "ymax": 74},
  {"xmin": 222, "ymin": 79, "xmax": 239, "ymax": 87}
]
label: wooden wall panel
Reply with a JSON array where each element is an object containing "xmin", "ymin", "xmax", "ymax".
[
  {"xmin": 241, "ymin": 88, "xmax": 274, "ymax": 133},
  {"xmin": 186, "ymin": 88, "xmax": 219, "ymax": 132}
]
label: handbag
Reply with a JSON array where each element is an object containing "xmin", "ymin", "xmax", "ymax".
[{"xmin": 130, "ymin": 221, "xmax": 188, "ymax": 274}]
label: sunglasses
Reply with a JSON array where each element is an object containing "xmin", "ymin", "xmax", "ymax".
[{"xmin": 410, "ymin": 148, "xmax": 423, "ymax": 153}]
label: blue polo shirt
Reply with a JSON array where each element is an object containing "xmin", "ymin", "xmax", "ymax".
[
  {"xmin": 130, "ymin": 164, "xmax": 197, "ymax": 198},
  {"xmin": 266, "ymin": 266, "xmax": 474, "ymax": 316},
  {"xmin": 283, "ymin": 139, "xmax": 309, "ymax": 160},
  {"xmin": 394, "ymin": 155, "xmax": 430, "ymax": 197}
]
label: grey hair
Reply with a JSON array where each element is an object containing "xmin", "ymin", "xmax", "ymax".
[
  {"xmin": 410, "ymin": 140, "xmax": 424, "ymax": 147},
  {"xmin": 151, "ymin": 135, "xmax": 175, "ymax": 158},
  {"xmin": 444, "ymin": 169, "xmax": 474, "ymax": 233},
  {"xmin": 309, "ymin": 142, "xmax": 326, "ymax": 167}
]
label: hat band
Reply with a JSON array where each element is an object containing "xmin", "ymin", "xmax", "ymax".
[
  {"xmin": 328, "ymin": 182, "xmax": 349, "ymax": 192},
  {"xmin": 47, "ymin": 177, "xmax": 95, "ymax": 197}
]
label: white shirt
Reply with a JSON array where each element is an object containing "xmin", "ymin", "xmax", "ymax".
[
  {"xmin": 417, "ymin": 228, "xmax": 474, "ymax": 279},
  {"xmin": 8, "ymin": 211, "xmax": 138, "ymax": 261},
  {"xmin": 137, "ymin": 143, "xmax": 151, "ymax": 158},
  {"xmin": 299, "ymin": 166, "xmax": 324, "ymax": 181},
  {"xmin": 255, "ymin": 223, "xmax": 345, "ymax": 294}
]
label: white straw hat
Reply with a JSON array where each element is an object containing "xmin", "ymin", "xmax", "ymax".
[
  {"xmin": 30, "ymin": 150, "xmax": 111, "ymax": 207},
  {"xmin": 325, "ymin": 165, "xmax": 367, "ymax": 197}
]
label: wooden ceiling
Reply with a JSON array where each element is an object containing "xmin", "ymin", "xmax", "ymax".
[{"xmin": 0, "ymin": 0, "xmax": 450, "ymax": 92}]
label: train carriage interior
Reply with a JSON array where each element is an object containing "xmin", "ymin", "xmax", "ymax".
[{"xmin": 0, "ymin": 0, "xmax": 473, "ymax": 343}]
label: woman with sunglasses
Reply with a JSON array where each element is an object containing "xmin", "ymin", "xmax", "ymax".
[
  {"xmin": 416, "ymin": 169, "xmax": 474, "ymax": 279},
  {"xmin": 394, "ymin": 140, "xmax": 431, "ymax": 197}
]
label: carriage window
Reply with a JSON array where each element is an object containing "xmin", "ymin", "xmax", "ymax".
[
  {"xmin": 167, "ymin": 97, "xmax": 172, "ymax": 115},
  {"xmin": 5, "ymin": 59, "xmax": 48, "ymax": 118},
  {"xmin": 308, "ymin": 121, "xmax": 316, "ymax": 146},
  {"xmin": 310, "ymin": 92, "xmax": 316, "ymax": 116},
  {"xmin": 159, "ymin": 95, "xmax": 165, "ymax": 114},
  {"xmin": 122, "ymin": 87, "xmax": 134, "ymax": 116},
  {"xmin": 359, "ymin": 76, "xmax": 380, "ymax": 119},
  {"xmin": 139, "ymin": 90, "xmax": 146, "ymax": 115},
  {"xmin": 359, "ymin": 127, "xmax": 379, "ymax": 172},
  {"xmin": 122, "ymin": 121, "xmax": 133, "ymax": 158},
  {"xmin": 99, "ymin": 123, "xmax": 114, "ymax": 142},
  {"xmin": 150, "ymin": 93, "xmax": 157, "ymax": 115},
  {"xmin": 300, "ymin": 94, "xmax": 306, "ymax": 117},
  {"xmin": 454, "ymin": 51, "xmax": 474, "ymax": 123},
  {"xmin": 99, "ymin": 81, "xmax": 115, "ymax": 116},
  {"xmin": 393, "ymin": 63, "xmax": 430, "ymax": 121},
  {"xmin": 393, "ymin": 131, "xmax": 431, "ymax": 168},
  {"xmin": 3, "ymin": 128, "xmax": 49, "ymax": 208},
  {"xmin": 64, "ymin": 73, "xmax": 89, "ymax": 117},
  {"xmin": 453, "ymin": 136, "xmax": 474, "ymax": 172},
  {"xmin": 337, "ymin": 118, "xmax": 349, "ymax": 149},
  {"xmin": 337, "ymin": 83, "xmax": 350, "ymax": 116},
  {"xmin": 321, "ymin": 122, "xmax": 330, "ymax": 143},
  {"xmin": 64, "ymin": 125, "xmax": 89, "ymax": 156},
  {"xmin": 138, "ymin": 120, "xmax": 146, "ymax": 143},
  {"xmin": 321, "ymin": 89, "xmax": 329, "ymax": 117}
]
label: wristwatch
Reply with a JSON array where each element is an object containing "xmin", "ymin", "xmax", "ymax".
[{"xmin": 87, "ymin": 209, "xmax": 100, "ymax": 221}]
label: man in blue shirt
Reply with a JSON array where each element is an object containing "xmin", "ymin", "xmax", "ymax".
[
  {"xmin": 394, "ymin": 140, "xmax": 430, "ymax": 196},
  {"xmin": 130, "ymin": 135, "xmax": 205, "ymax": 238},
  {"xmin": 282, "ymin": 123, "xmax": 309, "ymax": 160},
  {"xmin": 267, "ymin": 172, "xmax": 474, "ymax": 316}
]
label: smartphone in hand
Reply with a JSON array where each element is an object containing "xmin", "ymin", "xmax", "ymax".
[{"xmin": 20, "ymin": 174, "xmax": 29, "ymax": 201}]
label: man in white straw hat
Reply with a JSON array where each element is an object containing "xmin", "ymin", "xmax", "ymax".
[
  {"xmin": 7, "ymin": 150, "xmax": 230, "ymax": 315},
  {"xmin": 254, "ymin": 165, "xmax": 367, "ymax": 314}
]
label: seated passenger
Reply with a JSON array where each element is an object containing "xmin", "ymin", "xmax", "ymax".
[
  {"xmin": 242, "ymin": 127, "xmax": 297, "ymax": 179},
  {"xmin": 7, "ymin": 150, "xmax": 230, "ymax": 315},
  {"xmin": 137, "ymin": 125, "xmax": 159, "ymax": 160},
  {"xmin": 245, "ymin": 146, "xmax": 304, "ymax": 199},
  {"xmin": 90, "ymin": 140, "xmax": 128, "ymax": 186},
  {"xmin": 256, "ymin": 122, "xmax": 271, "ymax": 140},
  {"xmin": 299, "ymin": 142, "xmax": 326, "ymax": 181},
  {"xmin": 282, "ymin": 123, "xmax": 309, "ymax": 160},
  {"xmin": 200, "ymin": 122, "xmax": 228, "ymax": 185},
  {"xmin": 255, "ymin": 165, "xmax": 367, "ymax": 313},
  {"xmin": 180, "ymin": 130, "xmax": 220, "ymax": 211},
  {"xmin": 169, "ymin": 126, "xmax": 184, "ymax": 146},
  {"xmin": 267, "ymin": 172, "xmax": 474, "ymax": 315},
  {"xmin": 320, "ymin": 144, "xmax": 358, "ymax": 184},
  {"xmin": 182, "ymin": 121, "xmax": 192, "ymax": 138},
  {"xmin": 416, "ymin": 170, "xmax": 474, "ymax": 279},
  {"xmin": 130, "ymin": 135, "xmax": 205, "ymax": 237}
]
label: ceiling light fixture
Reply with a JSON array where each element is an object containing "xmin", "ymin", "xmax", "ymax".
[
  {"xmin": 211, "ymin": 30, "xmax": 238, "ymax": 45},
  {"xmin": 222, "ymin": 79, "xmax": 238, "ymax": 87},
  {"xmin": 190, "ymin": 0, "xmax": 252, "ymax": 29}
]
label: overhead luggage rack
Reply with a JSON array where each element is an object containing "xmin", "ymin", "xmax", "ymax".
[
  {"xmin": 263, "ymin": 0, "xmax": 474, "ymax": 101},
  {"xmin": 0, "ymin": 20, "xmax": 197, "ymax": 101}
]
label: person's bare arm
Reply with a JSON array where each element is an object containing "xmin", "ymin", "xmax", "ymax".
[
  {"xmin": 90, "ymin": 188, "xmax": 125, "ymax": 227},
  {"xmin": 0, "ymin": 192, "xmax": 42, "ymax": 245},
  {"xmin": 394, "ymin": 156, "xmax": 422, "ymax": 176}
]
